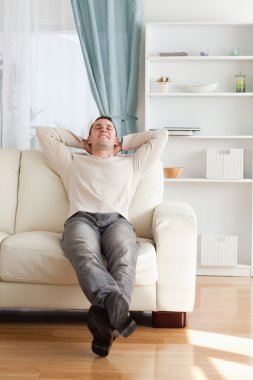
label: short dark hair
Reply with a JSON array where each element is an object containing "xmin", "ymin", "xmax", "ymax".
[{"xmin": 89, "ymin": 116, "xmax": 117, "ymax": 136}]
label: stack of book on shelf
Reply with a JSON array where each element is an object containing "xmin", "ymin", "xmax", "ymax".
[
  {"xmin": 159, "ymin": 51, "xmax": 188, "ymax": 56},
  {"xmin": 164, "ymin": 127, "xmax": 200, "ymax": 136}
]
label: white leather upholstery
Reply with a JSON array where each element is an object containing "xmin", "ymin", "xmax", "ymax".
[
  {"xmin": 129, "ymin": 162, "xmax": 163, "ymax": 239},
  {"xmin": 15, "ymin": 150, "xmax": 69, "ymax": 233},
  {"xmin": 0, "ymin": 149, "xmax": 20, "ymax": 234},
  {"xmin": 0, "ymin": 233, "xmax": 157, "ymax": 287},
  {"xmin": 0, "ymin": 148, "xmax": 197, "ymax": 313},
  {"xmin": 153, "ymin": 201, "xmax": 197, "ymax": 311},
  {"xmin": 0, "ymin": 232, "xmax": 9, "ymax": 245},
  {"xmin": 0, "ymin": 282, "xmax": 157, "ymax": 311}
]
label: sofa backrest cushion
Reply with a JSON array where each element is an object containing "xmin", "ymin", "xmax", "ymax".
[
  {"xmin": 15, "ymin": 150, "xmax": 163, "ymax": 239},
  {"xmin": 15, "ymin": 150, "xmax": 69, "ymax": 233},
  {"xmin": 0, "ymin": 149, "xmax": 21, "ymax": 234}
]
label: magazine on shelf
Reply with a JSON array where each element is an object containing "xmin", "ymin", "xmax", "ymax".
[
  {"xmin": 164, "ymin": 127, "xmax": 200, "ymax": 136},
  {"xmin": 165, "ymin": 127, "xmax": 200, "ymax": 136},
  {"xmin": 159, "ymin": 52, "xmax": 188, "ymax": 56},
  {"xmin": 164, "ymin": 127, "xmax": 201, "ymax": 131},
  {"xmin": 149, "ymin": 127, "xmax": 200, "ymax": 136}
]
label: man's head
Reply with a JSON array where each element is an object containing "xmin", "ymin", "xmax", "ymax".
[
  {"xmin": 88, "ymin": 116, "xmax": 117, "ymax": 137},
  {"xmin": 87, "ymin": 116, "xmax": 119, "ymax": 155}
]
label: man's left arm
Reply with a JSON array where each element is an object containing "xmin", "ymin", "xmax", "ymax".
[{"xmin": 121, "ymin": 129, "xmax": 168, "ymax": 172}]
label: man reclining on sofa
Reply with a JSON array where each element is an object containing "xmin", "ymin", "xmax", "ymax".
[{"xmin": 36, "ymin": 116, "xmax": 168, "ymax": 357}]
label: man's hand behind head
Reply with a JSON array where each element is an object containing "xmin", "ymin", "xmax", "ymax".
[
  {"xmin": 83, "ymin": 139, "xmax": 92, "ymax": 154},
  {"xmin": 113, "ymin": 141, "xmax": 122, "ymax": 155}
]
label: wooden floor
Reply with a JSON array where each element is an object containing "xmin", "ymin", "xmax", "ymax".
[{"xmin": 0, "ymin": 276, "xmax": 253, "ymax": 380}]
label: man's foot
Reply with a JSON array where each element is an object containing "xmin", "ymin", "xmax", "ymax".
[
  {"xmin": 87, "ymin": 304, "xmax": 116, "ymax": 357},
  {"xmin": 105, "ymin": 292, "xmax": 137, "ymax": 338}
]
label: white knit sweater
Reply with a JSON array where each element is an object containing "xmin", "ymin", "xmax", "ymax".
[{"xmin": 36, "ymin": 127, "xmax": 168, "ymax": 220}]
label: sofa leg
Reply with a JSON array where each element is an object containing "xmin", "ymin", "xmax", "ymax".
[{"xmin": 152, "ymin": 311, "xmax": 186, "ymax": 328}]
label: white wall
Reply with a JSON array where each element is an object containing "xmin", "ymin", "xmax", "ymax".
[
  {"xmin": 144, "ymin": 0, "xmax": 253, "ymax": 23},
  {"xmin": 137, "ymin": 0, "xmax": 253, "ymax": 130}
]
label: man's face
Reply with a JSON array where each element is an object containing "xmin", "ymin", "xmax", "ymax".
[{"xmin": 87, "ymin": 118, "xmax": 119, "ymax": 149}]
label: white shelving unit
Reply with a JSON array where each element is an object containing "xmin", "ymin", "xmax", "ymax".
[{"xmin": 145, "ymin": 22, "xmax": 253, "ymax": 277}]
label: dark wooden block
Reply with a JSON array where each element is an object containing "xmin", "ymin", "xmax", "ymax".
[{"xmin": 152, "ymin": 311, "xmax": 186, "ymax": 328}]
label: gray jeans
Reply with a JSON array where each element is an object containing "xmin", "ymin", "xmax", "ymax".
[{"xmin": 61, "ymin": 211, "xmax": 138, "ymax": 306}]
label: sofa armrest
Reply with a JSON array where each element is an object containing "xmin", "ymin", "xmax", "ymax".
[{"xmin": 152, "ymin": 201, "xmax": 197, "ymax": 312}]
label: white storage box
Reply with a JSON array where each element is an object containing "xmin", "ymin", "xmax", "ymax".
[
  {"xmin": 201, "ymin": 235, "xmax": 238, "ymax": 267},
  {"xmin": 206, "ymin": 148, "xmax": 243, "ymax": 179}
]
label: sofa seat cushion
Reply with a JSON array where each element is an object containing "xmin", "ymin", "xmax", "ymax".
[{"xmin": 0, "ymin": 232, "xmax": 157, "ymax": 286}]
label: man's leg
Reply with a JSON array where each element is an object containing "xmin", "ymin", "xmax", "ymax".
[
  {"xmin": 61, "ymin": 212, "xmax": 120, "ymax": 357},
  {"xmin": 61, "ymin": 212, "xmax": 121, "ymax": 305},
  {"xmin": 101, "ymin": 215, "xmax": 138, "ymax": 304},
  {"xmin": 101, "ymin": 215, "xmax": 138, "ymax": 337},
  {"xmin": 61, "ymin": 212, "xmax": 138, "ymax": 353}
]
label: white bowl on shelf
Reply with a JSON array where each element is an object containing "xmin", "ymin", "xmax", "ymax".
[{"xmin": 183, "ymin": 83, "xmax": 218, "ymax": 93}]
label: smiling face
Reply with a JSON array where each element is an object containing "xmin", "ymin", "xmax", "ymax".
[{"xmin": 87, "ymin": 117, "xmax": 119, "ymax": 151}]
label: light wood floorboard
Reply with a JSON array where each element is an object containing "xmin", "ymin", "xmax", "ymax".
[{"xmin": 0, "ymin": 276, "xmax": 252, "ymax": 380}]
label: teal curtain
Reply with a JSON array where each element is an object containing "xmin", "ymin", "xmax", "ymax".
[{"xmin": 71, "ymin": 0, "xmax": 143, "ymax": 136}]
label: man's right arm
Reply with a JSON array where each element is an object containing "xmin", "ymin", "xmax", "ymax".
[{"xmin": 36, "ymin": 127, "xmax": 85, "ymax": 176}]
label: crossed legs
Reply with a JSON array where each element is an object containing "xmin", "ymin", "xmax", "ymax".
[{"xmin": 61, "ymin": 211, "xmax": 138, "ymax": 356}]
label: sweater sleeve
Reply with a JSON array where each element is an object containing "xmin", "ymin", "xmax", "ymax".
[
  {"xmin": 122, "ymin": 129, "xmax": 168, "ymax": 173},
  {"xmin": 36, "ymin": 126, "xmax": 84, "ymax": 178}
]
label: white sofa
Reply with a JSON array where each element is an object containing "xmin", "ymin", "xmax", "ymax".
[{"xmin": 0, "ymin": 148, "xmax": 197, "ymax": 327}]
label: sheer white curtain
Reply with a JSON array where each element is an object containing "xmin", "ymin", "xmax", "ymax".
[{"xmin": 0, "ymin": 0, "xmax": 98, "ymax": 149}]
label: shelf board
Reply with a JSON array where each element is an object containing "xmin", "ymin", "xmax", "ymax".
[
  {"xmin": 150, "ymin": 130, "xmax": 253, "ymax": 139},
  {"xmin": 164, "ymin": 178, "xmax": 252, "ymax": 183},
  {"xmin": 197, "ymin": 264, "xmax": 251, "ymax": 277},
  {"xmin": 148, "ymin": 55, "xmax": 253, "ymax": 62},
  {"xmin": 146, "ymin": 21, "xmax": 253, "ymax": 27},
  {"xmin": 149, "ymin": 92, "xmax": 253, "ymax": 97},
  {"xmin": 168, "ymin": 135, "xmax": 253, "ymax": 139}
]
